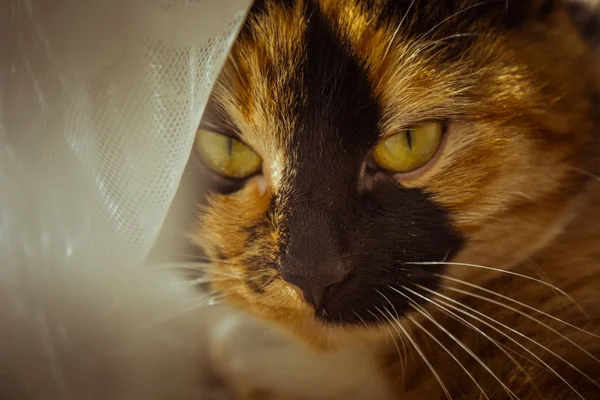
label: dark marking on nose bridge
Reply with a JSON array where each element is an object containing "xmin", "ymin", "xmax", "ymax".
[
  {"xmin": 271, "ymin": 2, "xmax": 385, "ymax": 313},
  {"xmin": 292, "ymin": 1, "xmax": 381, "ymax": 159},
  {"xmin": 273, "ymin": 0, "xmax": 382, "ymax": 207}
]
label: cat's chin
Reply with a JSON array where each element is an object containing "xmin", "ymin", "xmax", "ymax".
[
  {"xmin": 256, "ymin": 311, "xmax": 392, "ymax": 351},
  {"xmin": 208, "ymin": 277, "xmax": 400, "ymax": 349},
  {"xmin": 218, "ymin": 294, "xmax": 390, "ymax": 350},
  {"xmin": 288, "ymin": 318, "xmax": 393, "ymax": 351}
]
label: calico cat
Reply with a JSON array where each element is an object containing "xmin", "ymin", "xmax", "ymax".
[{"xmin": 189, "ymin": 0, "xmax": 600, "ymax": 398}]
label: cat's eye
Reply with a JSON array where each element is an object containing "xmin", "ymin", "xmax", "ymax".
[
  {"xmin": 196, "ymin": 129, "xmax": 262, "ymax": 179},
  {"xmin": 371, "ymin": 122, "xmax": 444, "ymax": 173}
]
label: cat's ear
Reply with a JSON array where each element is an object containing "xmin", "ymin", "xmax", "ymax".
[{"xmin": 506, "ymin": 0, "xmax": 555, "ymax": 25}]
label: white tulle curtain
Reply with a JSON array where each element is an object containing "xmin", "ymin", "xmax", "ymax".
[{"xmin": 0, "ymin": 0, "xmax": 251, "ymax": 268}]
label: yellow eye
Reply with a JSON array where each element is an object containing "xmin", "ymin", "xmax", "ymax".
[
  {"xmin": 196, "ymin": 129, "xmax": 262, "ymax": 179},
  {"xmin": 372, "ymin": 123, "xmax": 443, "ymax": 173}
]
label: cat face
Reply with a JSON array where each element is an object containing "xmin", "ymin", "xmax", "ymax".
[{"xmin": 191, "ymin": 0, "xmax": 597, "ymax": 346}]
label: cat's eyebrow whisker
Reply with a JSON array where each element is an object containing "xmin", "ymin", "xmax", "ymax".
[
  {"xmin": 375, "ymin": 306, "xmax": 453, "ymax": 400},
  {"xmin": 436, "ymin": 273, "xmax": 600, "ymax": 340},
  {"xmin": 407, "ymin": 261, "xmax": 588, "ymax": 317},
  {"xmin": 382, "ymin": 0, "xmax": 417, "ymax": 61},
  {"xmin": 442, "ymin": 284, "xmax": 600, "ymax": 365},
  {"xmin": 426, "ymin": 32, "xmax": 490, "ymax": 46},
  {"xmin": 396, "ymin": 289, "xmax": 513, "ymax": 400},
  {"xmin": 391, "ymin": 285, "xmax": 543, "ymax": 398},
  {"xmin": 415, "ymin": 1, "xmax": 504, "ymax": 44},
  {"xmin": 386, "ymin": 1, "xmax": 503, "ymax": 83},
  {"xmin": 404, "ymin": 32, "xmax": 492, "ymax": 66},
  {"xmin": 413, "ymin": 285, "xmax": 594, "ymax": 399}
]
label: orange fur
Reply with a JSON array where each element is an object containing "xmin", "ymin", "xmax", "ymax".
[{"xmin": 190, "ymin": 1, "xmax": 600, "ymax": 398}]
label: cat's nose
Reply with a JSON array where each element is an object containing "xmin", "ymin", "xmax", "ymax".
[
  {"xmin": 281, "ymin": 269, "xmax": 347, "ymax": 310},
  {"xmin": 277, "ymin": 205, "xmax": 352, "ymax": 310}
]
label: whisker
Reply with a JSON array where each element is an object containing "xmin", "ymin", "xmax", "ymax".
[
  {"xmin": 381, "ymin": 0, "xmax": 417, "ymax": 61},
  {"xmin": 169, "ymin": 254, "xmax": 239, "ymax": 265},
  {"xmin": 187, "ymin": 276, "xmax": 239, "ymax": 286},
  {"xmin": 156, "ymin": 261, "xmax": 247, "ymax": 279},
  {"xmin": 437, "ymin": 274, "xmax": 600, "ymax": 340},
  {"xmin": 397, "ymin": 288, "xmax": 515, "ymax": 399},
  {"xmin": 375, "ymin": 307, "xmax": 453, "ymax": 400},
  {"xmin": 137, "ymin": 292, "xmax": 226, "ymax": 332},
  {"xmin": 403, "ymin": 33, "xmax": 491, "ymax": 65},
  {"xmin": 522, "ymin": 260, "xmax": 573, "ymax": 311},
  {"xmin": 352, "ymin": 310, "xmax": 369, "ymax": 330},
  {"xmin": 407, "ymin": 313, "xmax": 491, "ymax": 400},
  {"xmin": 183, "ymin": 270, "xmax": 245, "ymax": 284},
  {"xmin": 398, "ymin": 286, "xmax": 543, "ymax": 399},
  {"xmin": 155, "ymin": 262, "xmax": 235, "ymax": 273},
  {"xmin": 570, "ymin": 166, "xmax": 600, "ymax": 182},
  {"xmin": 407, "ymin": 261, "xmax": 588, "ymax": 317},
  {"xmin": 377, "ymin": 290, "xmax": 409, "ymax": 377},
  {"xmin": 415, "ymin": 1, "xmax": 503, "ymax": 44},
  {"xmin": 443, "ymin": 285, "xmax": 600, "ymax": 364},
  {"xmin": 417, "ymin": 289, "xmax": 549, "ymax": 379},
  {"xmin": 414, "ymin": 285, "xmax": 592, "ymax": 399},
  {"xmin": 371, "ymin": 306, "xmax": 406, "ymax": 383}
]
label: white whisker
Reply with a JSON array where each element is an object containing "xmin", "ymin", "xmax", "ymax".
[
  {"xmin": 407, "ymin": 261, "xmax": 588, "ymax": 317},
  {"xmin": 187, "ymin": 276, "xmax": 237, "ymax": 286},
  {"xmin": 415, "ymin": 285, "xmax": 593, "ymax": 399},
  {"xmin": 415, "ymin": 1, "xmax": 503, "ymax": 44},
  {"xmin": 407, "ymin": 314, "xmax": 492, "ymax": 400},
  {"xmin": 398, "ymin": 286, "xmax": 543, "ymax": 398},
  {"xmin": 375, "ymin": 307, "xmax": 453, "ymax": 400},
  {"xmin": 408, "ymin": 304, "xmax": 492, "ymax": 398},
  {"xmin": 402, "ymin": 33, "xmax": 490, "ymax": 65},
  {"xmin": 443, "ymin": 285, "xmax": 600, "ymax": 364},
  {"xmin": 352, "ymin": 310, "xmax": 369, "ymax": 330},
  {"xmin": 371, "ymin": 306, "xmax": 406, "ymax": 383},
  {"xmin": 381, "ymin": 0, "xmax": 417, "ymax": 61},
  {"xmin": 396, "ymin": 287, "xmax": 515, "ymax": 399},
  {"xmin": 137, "ymin": 292, "xmax": 225, "ymax": 333},
  {"xmin": 377, "ymin": 290, "xmax": 409, "ymax": 377},
  {"xmin": 437, "ymin": 274, "xmax": 600, "ymax": 340}
]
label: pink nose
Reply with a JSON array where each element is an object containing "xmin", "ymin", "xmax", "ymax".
[
  {"xmin": 288, "ymin": 283, "xmax": 307, "ymax": 303},
  {"xmin": 284, "ymin": 276, "xmax": 331, "ymax": 310}
]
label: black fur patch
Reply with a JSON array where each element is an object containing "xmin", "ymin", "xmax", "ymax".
[{"xmin": 268, "ymin": 2, "xmax": 465, "ymax": 325}]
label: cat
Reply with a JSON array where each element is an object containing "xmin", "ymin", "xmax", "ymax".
[{"xmin": 185, "ymin": 0, "xmax": 600, "ymax": 398}]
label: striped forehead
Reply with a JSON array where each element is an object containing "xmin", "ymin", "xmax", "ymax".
[
  {"xmin": 214, "ymin": 1, "xmax": 385, "ymax": 169},
  {"xmin": 210, "ymin": 0, "xmax": 517, "ymax": 175}
]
